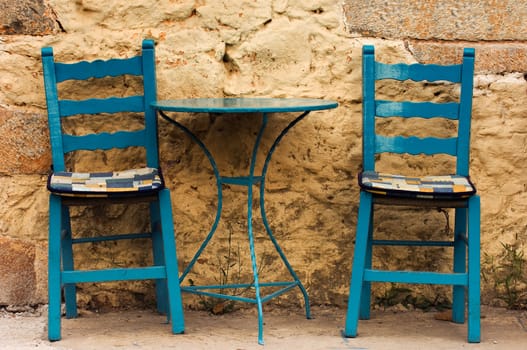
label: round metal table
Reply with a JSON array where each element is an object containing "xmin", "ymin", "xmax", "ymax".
[{"xmin": 152, "ymin": 97, "xmax": 338, "ymax": 344}]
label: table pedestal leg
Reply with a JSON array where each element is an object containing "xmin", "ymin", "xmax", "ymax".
[
  {"xmin": 246, "ymin": 113, "xmax": 268, "ymax": 344},
  {"xmin": 260, "ymin": 111, "xmax": 312, "ymax": 319},
  {"xmin": 159, "ymin": 110, "xmax": 312, "ymax": 345}
]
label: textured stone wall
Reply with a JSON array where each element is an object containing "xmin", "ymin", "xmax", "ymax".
[{"xmin": 0, "ymin": 0, "xmax": 526, "ymax": 310}]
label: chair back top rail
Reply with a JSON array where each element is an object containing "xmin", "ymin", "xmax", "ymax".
[
  {"xmin": 362, "ymin": 45, "xmax": 475, "ymax": 176},
  {"xmin": 41, "ymin": 39, "xmax": 159, "ymax": 171},
  {"xmin": 374, "ymin": 61, "xmax": 463, "ymax": 82},
  {"xmin": 51, "ymin": 56, "xmax": 144, "ymax": 82}
]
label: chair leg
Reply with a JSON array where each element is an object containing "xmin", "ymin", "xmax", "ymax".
[
  {"xmin": 345, "ymin": 191, "xmax": 373, "ymax": 337},
  {"xmin": 61, "ymin": 207, "xmax": 77, "ymax": 319},
  {"xmin": 48, "ymin": 194, "xmax": 63, "ymax": 341},
  {"xmin": 150, "ymin": 201, "xmax": 168, "ymax": 315},
  {"xmin": 360, "ymin": 214, "xmax": 374, "ymax": 320},
  {"xmin": 467, "ymin": 195, "xmax": 481, "ymax": 343},
  {"xmin": 158, "ymin": 189, "xmax": 185, "ymax": 334},
  {"xmin": 452, "ymin": 207, "xmax": 467, "ymax": 324}
]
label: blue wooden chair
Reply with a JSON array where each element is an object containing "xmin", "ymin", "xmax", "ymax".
[
  {"xmin": 344, "ymin": 45, "xmax": 480, "ymax": 342},
  {"xmin": 41, "ymin": 39, "xmax": 184, "ymax": 341}
]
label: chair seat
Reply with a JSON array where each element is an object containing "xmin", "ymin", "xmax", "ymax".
[
  {"xmin": 47, "ymin": 167, "xmax": 164, "ymax": 197},
  {"xmin": 359, "ymin": 171, "xmax": 476, "ymax": 199}
]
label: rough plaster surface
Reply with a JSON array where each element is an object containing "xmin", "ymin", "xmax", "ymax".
[{"xmin": 0, "ymin": 0, "xmax": 526, "ymax": 310}]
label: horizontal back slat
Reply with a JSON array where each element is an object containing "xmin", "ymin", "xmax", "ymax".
[
  {"xmin": 62, "ymin": 130, "xmax": 146, "ymax": 153},
  {"xmin": 375, "ymin": 135, "xmax": 458, "ymax": 156},
  {"xmin": 376, "ymin": 101, "xmax": 460, "ymax": 120},
  {"xmin": 59, "ymin": 96, "xmax": 145, "ymax": 117},
  {"xmin": 375, "ymin": 62, "xmax": 462, "ymax": 82},
  {"xmin": 55, "ymin": 56, "xmax": 143, "ymax": 82}
]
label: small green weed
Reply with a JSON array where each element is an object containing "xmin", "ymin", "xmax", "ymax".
[
  {"xmin": 192, "ymin": 224, "xmax": 269, "ymax": 315},
  {"xmin": 482, "ymin": 233, "xmax": 526, "ymax": 310},
  {"xmin": 374, "ymin": 283, "xmax": 451, "ymax": 311}
]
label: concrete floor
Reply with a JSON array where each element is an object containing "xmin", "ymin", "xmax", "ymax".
[{"xmin": 1, "ymin": 305, "xmax": 526, "ymax": 349}]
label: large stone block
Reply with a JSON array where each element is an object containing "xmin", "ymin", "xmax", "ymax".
[
  {"xmin": 0, "ymin": 0, "xmax": 61, "ymax": 35},
  {"xmin": 343, "ymin": 0, "xmax": 527, "ymax": 41},
  {"xmin": 0, "ymin": 108, "xmax": 50, "ymax": 175},
  {"xmin": 346, "ymin": 0, "xmax": 527, "ymax": 73},
  {"xmin": 0, "ymin": 237, "xmax": 37, "ymax": 305},
  {"xmin": 407, "ymin": 41, "xmax": 527, "ymax": 74}
]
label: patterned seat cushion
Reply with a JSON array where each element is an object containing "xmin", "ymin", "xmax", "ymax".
[
  {"xmin": 47, "ymin": 167, "xmax": 164, "ymax": 197},
  {"xmin": 359, "ymin": 171, "xmax": 476, "ymax": 199}
]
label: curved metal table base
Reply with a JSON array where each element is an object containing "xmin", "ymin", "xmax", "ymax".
[{"xmin": 155, "ymin": 98, "xmax": 337, "ymax": 344}]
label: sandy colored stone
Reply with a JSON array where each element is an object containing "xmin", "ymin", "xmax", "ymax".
[{"xmin": 0, "ymin": 0, "xmax": 526, "ymax": 310}]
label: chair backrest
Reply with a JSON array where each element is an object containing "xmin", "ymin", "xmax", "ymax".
[
  {"xmin": 361, "ymin": 45, "xmax": 475, "ymax": 176},
  {"xmin": 41, "ymin": 39, "xmax": 159, "ymax": 172}
]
